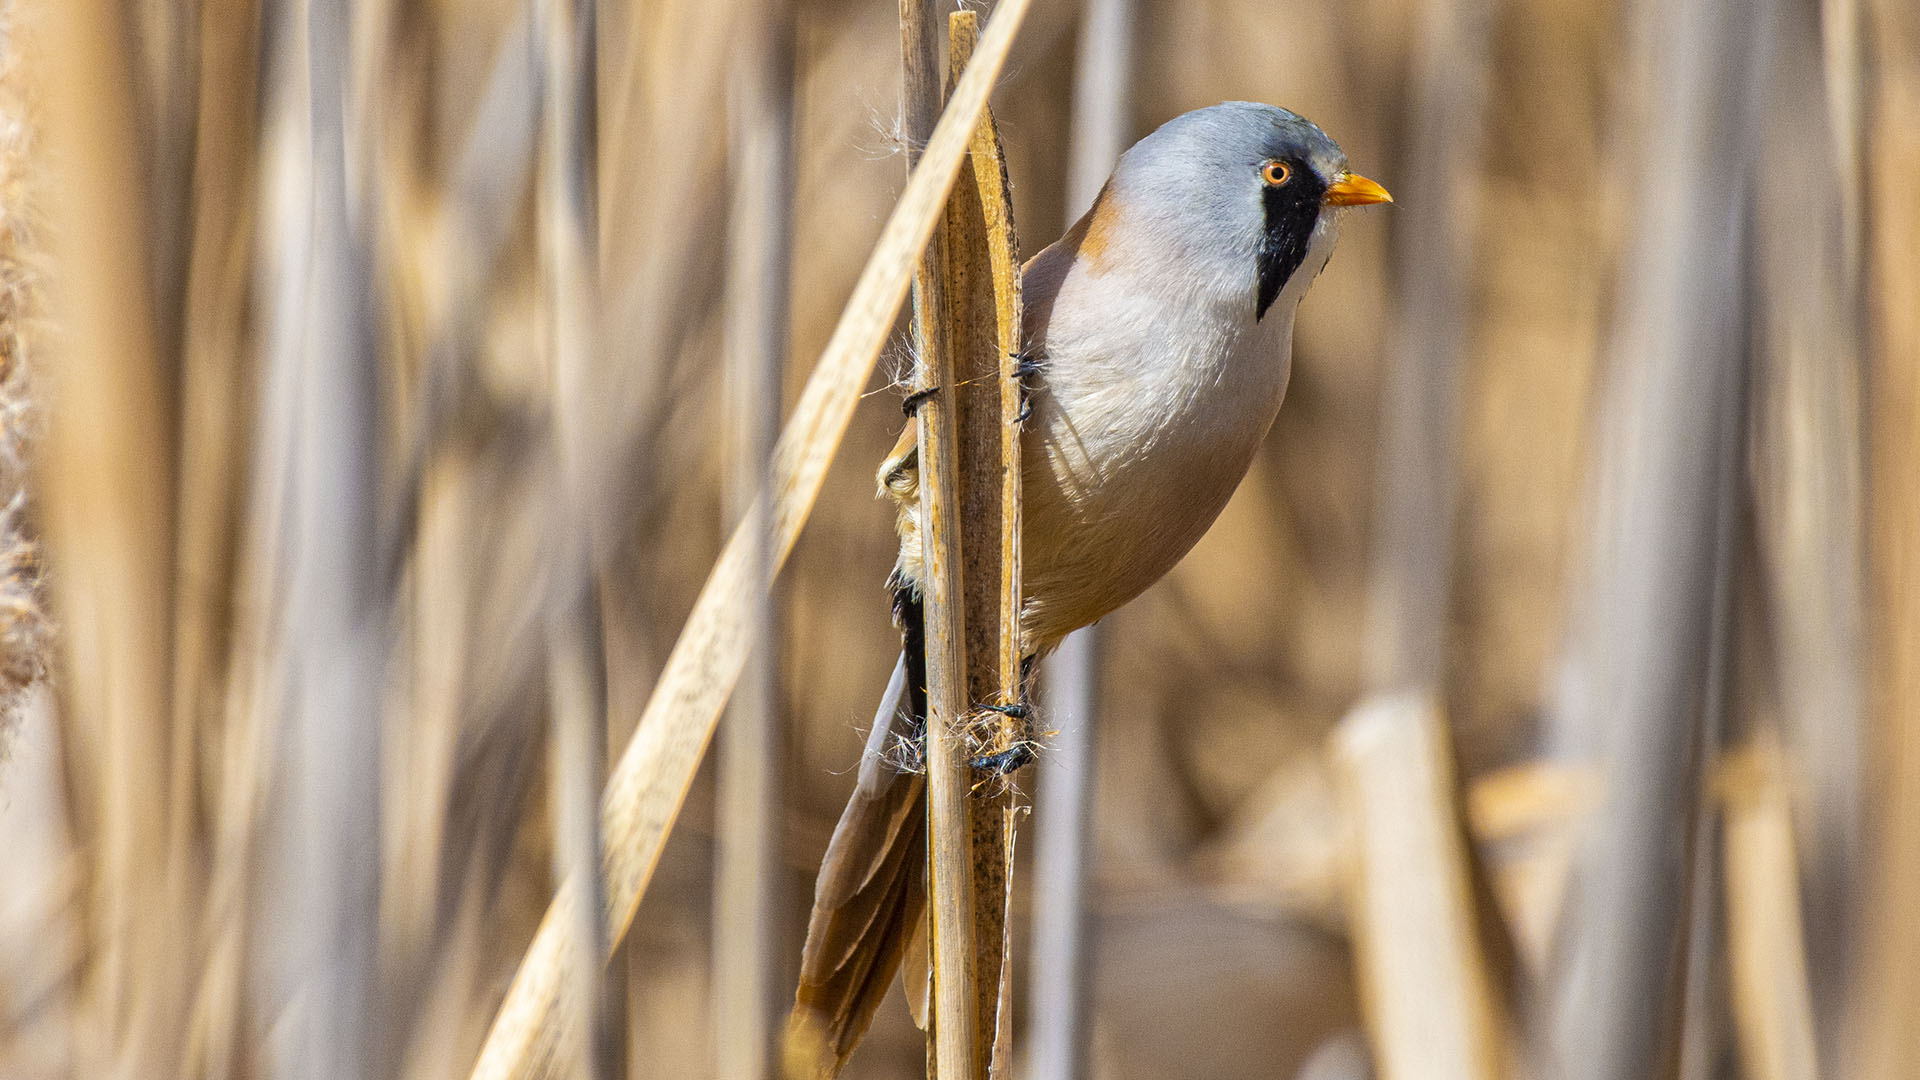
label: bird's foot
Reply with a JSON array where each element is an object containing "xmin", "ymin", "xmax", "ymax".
[
  {"xmin": 1009, "ymin": 350, "xmax": 1043, "ymax": 424},
  {"xmin": 901, "ymin": 384, "xmax": 941, "ymax": 416},
  {"xmin": 968, "ymin": 699, "xmax": 1037, "ymax": 775},
  {"xmin": 969, "ymin": 741, "xmax": 1037, "ymax": 775}
]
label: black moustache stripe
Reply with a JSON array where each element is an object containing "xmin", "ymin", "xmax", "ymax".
[{"xmin": 1255, "ymin": 167, "xmax": 1326, "ymax": 321}]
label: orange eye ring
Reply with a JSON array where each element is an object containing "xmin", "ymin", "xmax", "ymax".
[{"xmin": 1261, "ymin": 160, "xmax": 1292, "ymax": 186}]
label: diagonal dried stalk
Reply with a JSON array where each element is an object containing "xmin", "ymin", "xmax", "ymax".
[{"xmin": 465, "ymin": 2, "xmax": 1032, "ymax": 1075}]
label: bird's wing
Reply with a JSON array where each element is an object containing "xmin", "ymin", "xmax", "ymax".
[{"xmin": 789, "ymin": 657, "xmax": 930, "ymax": 1078}]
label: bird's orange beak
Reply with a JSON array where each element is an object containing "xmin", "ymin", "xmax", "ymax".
[{"xmin": 1324, "ymin": 171, "xmax": 1393, "ymax": 206}]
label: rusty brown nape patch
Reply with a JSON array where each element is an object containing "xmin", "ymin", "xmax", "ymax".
[{"xmin": 1063, "ymin": 180, "xmax": 1119, "ymax": 274}]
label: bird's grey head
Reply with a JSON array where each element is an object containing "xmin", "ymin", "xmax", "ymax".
[{"xmin": 1105, "ymin": 102, "xmax": 1390, "ymax": 321}]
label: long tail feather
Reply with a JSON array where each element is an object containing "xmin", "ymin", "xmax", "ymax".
[{"xmin": 789, "ymin": 653, "xmax": 930, "ymax": 1078}]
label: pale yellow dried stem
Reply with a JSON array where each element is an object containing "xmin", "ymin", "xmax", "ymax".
[
  {"xmin": 1720, "ymin": 743, "xmax": 1818, "ymax": 1080},
  {"xmin": 32, "ymin": 0, "xmax": 183, "ymax": 1072},
  {"xmin": 916, "ymin": 11, "xmax": 1027, "ymax": 1077},
  {"xmin": 1849, "ymin": 0, "xmax": 1920, "ymax": 1073},
  {"xmin": 1332, "ymin": 695, "xmax": 1507, "ymax": 1080},
  {"xmin": 940, "ymin": 12, "xmax": 1026, "ymax": 1078}
]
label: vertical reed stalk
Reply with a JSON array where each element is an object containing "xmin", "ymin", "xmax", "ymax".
[
  {"xmin": 905, "ymin": 7, "xmax": 978, "ymax": 1073},
  {"xmin": 33, "ymin": 0, "xmax": 182, "ymax": 1072},
  {"xmin": 1747, "ymin": 0, "xmax": 1868, "ymax": 1037},
  {"xmin": 539, "ymin": 0, "xmax": 612, "ymax": 1075},
  {"xmin": 284, "ymin": 0, "xmax": 384, "ymax": 1074},
  {"xmin": 904, "ymin": 7, "xmax": 1028, "ymax": 1076},
  {"xmin": 714, "ymin": 0, "xmax": 795, "ymax": 1075},
  {"xmin": 941, "ymin": 13, "xmax": 1025, "ymax": 1075},
  {"xmin": 1547, "ymin": 0, "xmax": 1758, "ymax": 1070},
  {"xmin": 1850, "ymin": 0, "xmax": 1920, "ymax": 1073},
  {"xmin": 1361, "ymin": 0, "xmax": 1490, "ymax": 694}
]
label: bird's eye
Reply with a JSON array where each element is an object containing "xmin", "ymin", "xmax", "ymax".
[{"xmin": 1261, "ymin": 160, "xmax": 1292, "ymax": 186}]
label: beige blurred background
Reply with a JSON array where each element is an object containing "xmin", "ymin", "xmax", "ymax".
[{"xmin": 0, "ymin": 0, "xmax": 1913, "ymax": 1076}]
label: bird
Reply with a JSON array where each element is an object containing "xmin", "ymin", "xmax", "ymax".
[{"xmin": 789, "ymin": 101, "xmax": 1391, "ymax": 1076}]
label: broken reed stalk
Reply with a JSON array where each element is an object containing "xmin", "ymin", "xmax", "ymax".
[
  {"xmin": 922, "ymin": 12, "xmax": 1027, "ymax": 1078},
  {"xmin": 1332, "ymin": 695, "xmax": 1506, "ymax": 1080},
  {"xmin": 465, "ymin": 1, "xmax": 1032, "ymax": 1075},
  {"xmin": 712, "ymin": 0, "xmax": 795, "ymax": 1076},
  {"xmin": 1719, "ymin": 744, "xmax": 1818, "ymax": 1080}
]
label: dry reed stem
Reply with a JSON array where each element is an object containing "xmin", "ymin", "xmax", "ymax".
[
  {"xmin": 713, "ymin": 0, "xmax": 794, "ymax": 1075},
  {"xmin": 1332, "ymin": 694, "xmax": 1506, "ymax": 1080},
  {"xmin": 906, "ymin": 4, "xmax": 974, "ymax": 1073},
  {"xmin": 466, "ymin": 2, "xmax": 1031, "ymax": 1074},
  {"xmin": 1719, "ymin": 743, "xmax": 1818, "ymax": 1080},
  {"xmin": 539, "ymin": 0, "xmax": 613, "ymax": 1075},
  {"xmin": 1850, "ymin": 0, "xmax": 1920, "ymax": 1073},
  {"xmin": 168, "ymin": 8, "xmax": 262, "ymax": 1068},
  {"xmin": 1747, "ymin": 0, "xmax": 1867, "ymax": 1006},
  {"xmin": 31, "ymin": 0, "xmax": 185, "ymax": 1072},
  {"xmin": 927, "ymin": 12, "xmax": 1026, "ymax": 1076},
  {"xmin": 276, "ymin": 0, "xmax": 385, "ymax": 1073},
  {"xmin": 1547, "ymin": 0, "xmax": 1755, "ymax": 1068},
  {"xmin": 897, "ymin": 2, "xmax": 967, "ymax": 1073}
]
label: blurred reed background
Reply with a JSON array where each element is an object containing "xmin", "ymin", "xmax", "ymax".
[{"xmin": 0, "ymin": 0, "xmax": 1913, "ymax": 1076}]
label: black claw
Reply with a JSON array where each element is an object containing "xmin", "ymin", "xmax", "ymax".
[
  {"xmin": 902, "ymin": 384, "xmax": 941, "ymax": 416},
  {"xmin": 1009, "ymin": 351, "xmax": 1043, "ymax": 426},
  {"xmin": 970, "ymin": 742, "xmax": 1037, "ymax": 775},
  {"xmin": 969, "ymin": 696, "xmax": 1035, "ymax": 774}
]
